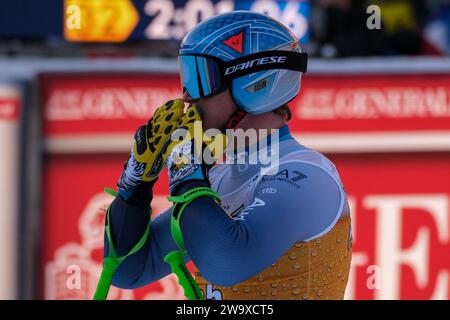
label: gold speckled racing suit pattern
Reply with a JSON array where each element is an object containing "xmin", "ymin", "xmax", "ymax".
[{"xmin": 195, "ymin": 215, "xmax": 352, "ymax": 300}]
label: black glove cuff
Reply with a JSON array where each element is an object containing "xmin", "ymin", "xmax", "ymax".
[
  {"xmin": 172, "ymin": 180, "xmax": 211, "ymax": 197},
  {"xmin": 119, "ymin": 180, "xmax": 156, "ymax": 207}
]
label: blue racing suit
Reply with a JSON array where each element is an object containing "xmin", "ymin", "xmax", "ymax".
[{"xmin": 105, "ymin": 125, "xmax": 352, "ymax": 299}]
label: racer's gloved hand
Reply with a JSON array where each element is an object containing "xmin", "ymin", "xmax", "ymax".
[
  {"xmin": 162, "ymin": 104, "xmax": 227, "ymax": 195},
  {"xmin": 117, "ymin": 99, "xmax": 184, "ymax": 205}
]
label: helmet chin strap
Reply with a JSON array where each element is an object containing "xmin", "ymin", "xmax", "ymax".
[{"xmin": 225, "ymin": 109, "xmax": 247, "ymax": 130}]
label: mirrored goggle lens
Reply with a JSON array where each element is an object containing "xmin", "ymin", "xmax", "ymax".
[{"xmin": 179, "ymin": 55, "xmax": 222, "ymax": 99}]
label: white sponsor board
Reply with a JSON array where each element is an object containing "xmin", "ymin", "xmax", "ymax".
[{"xmin": 0, "ymin": 83, "xmax": 21, "ymax": 299}]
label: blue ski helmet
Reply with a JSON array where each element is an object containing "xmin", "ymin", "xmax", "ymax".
[{"xmin": 179, "ymin": 11, "xmax": 308, "ymax": 114}]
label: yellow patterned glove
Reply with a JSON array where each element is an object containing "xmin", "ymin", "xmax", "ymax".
[
  {"xmin": 118, "ymin": 99, "xmax": 184, "ymax": 201},
  {"xmin": 162, "ymin": 104, "xmax": 227, "ymax": 194}
]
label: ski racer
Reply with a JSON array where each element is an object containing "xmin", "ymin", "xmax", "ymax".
[{"xmin": 96, "ymin": 11, "xmax": 352, "ymax": 300}]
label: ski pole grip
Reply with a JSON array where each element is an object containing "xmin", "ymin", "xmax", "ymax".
[
  {"xmin": 164, "ymin": 250, "xmax": 204, "ymax": 300},
  {"xmin": 93, "ymin": 257, "xmax": 120, "ymax": 300}
]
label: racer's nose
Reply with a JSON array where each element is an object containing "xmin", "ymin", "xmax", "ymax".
[{"xmin": 182, "ymin": 90, "xmax": 194, "ymax": 103}]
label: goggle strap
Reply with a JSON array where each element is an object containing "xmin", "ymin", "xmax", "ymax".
[{"xmin": 222, "ymin": 50, "xmax": 308, "ymax": 80}]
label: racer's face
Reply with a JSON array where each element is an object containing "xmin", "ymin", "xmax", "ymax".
[{"xmin": 183, "ymin": 89, "xmax": 237, "ymax": 131}]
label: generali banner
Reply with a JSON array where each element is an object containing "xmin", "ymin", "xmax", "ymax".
[
  {"xmin": 39, "ymin": 73, "xmax": 450, "ymax": 300},
  {"xmin": 40, "ymin": 73, "xmax": 450, "ymax": 135}
]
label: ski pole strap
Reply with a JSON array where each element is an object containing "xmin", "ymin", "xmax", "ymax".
[
  {"xmin": 93, "ymin": 188, "xmax": 152, "ymax": 300},
  {"xmin": 167, "ymin": 187, "xmax": 221, "ymax": 254},
  {"xmin": 165, "ymin": 187, "xmax": 221, "ymax": 300}
]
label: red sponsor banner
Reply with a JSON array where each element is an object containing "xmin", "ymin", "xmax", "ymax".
[
  {"xmin": 333, "ymin": 153, "xmax": 450, "ymax": 300},
  {"xmin": 40, "ymin": 73, "xmax": 450, "ymax": 136},
  {"xmin": 39, "ymin": 73, "xmax": 450, "ymax": 299},
  {"xmin": 292, "ymin": 74, "xmax": 450, "ymax": 133},
  {"xmin": 0, "ymin": 86, "xmax": 20, "ymax": 121},
  {"xmin": 39, "ymin": 73, "xmax": 182, "ymax": 136},
  {"xmin": 0, "ymin": 99, "xmax": 19, "ymax": 120}
]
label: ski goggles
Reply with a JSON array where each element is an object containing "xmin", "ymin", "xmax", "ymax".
[{"xmin": 178, "ymin": 50, "xmax": 308, "ymax": 100}]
